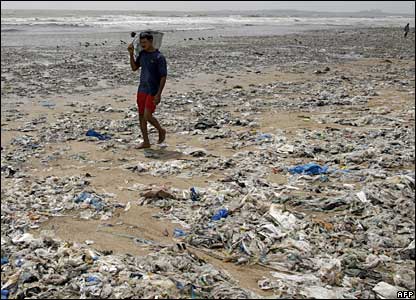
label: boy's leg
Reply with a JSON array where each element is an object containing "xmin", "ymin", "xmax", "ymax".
[
  {"xmin": 137, "ymin": 113, "xmax": 150, "ymax": 149},
  {"xmin": 144, "ymin": 110, "xmax": 166, "ymax": 144},
  {"xmin": 144, "ymin": 94, "xmax": 166, "ymax": 144},
  {"xmin": 136, "ymin": 93, "xmax": 151, "ymax": 149}
]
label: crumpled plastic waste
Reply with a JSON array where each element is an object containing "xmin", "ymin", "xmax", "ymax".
[
  {"xmin": 372, "ymin": 282, "xmax": 402, "ymax": 299},
  {"xmin": 190, "ymin": 187, "xmax": 200, "ymax": 201},
  {"xmin": 173, "ymin": 228, "xmax": 186, "ymax": 238},
  {"xmin": 255, "ymin": 133, "xmax": 273, "ymax": 142},
  {"xmin": 1, "ymin": 258, "xmax": 9, "ymax": 265},
  {"xmin": 74, "ymin": 192, "xmax": 106, "ymax": 211},
  {"xmin": 268, "ymin": 204, "xmax": 301, "ymax": 230},
  {"xmin": 288, "ymin": 162, "xmax": 329, "ymax": 175},
  {"xmin": 211, "ymin": 208, "xmax": 229, "ymax": 221},
  {"xmin": 1, "ymin": 290, "xmax": 9, "ymax": 300},
  {"xmin": 86, "ymin": 129, "xmax": 111, "ymax": 140},
  {"xmin": 39, "ymin": 100, "xmax": 56, "ymax": 108}
]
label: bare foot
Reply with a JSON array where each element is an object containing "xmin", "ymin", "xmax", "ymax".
[
  {"xmin": 135, "ymin": 142, "xmax": 151, "ymax": 149},
  {"xmin": 158, "ymin": 128, "xmax": 166, "ymax": 144}
]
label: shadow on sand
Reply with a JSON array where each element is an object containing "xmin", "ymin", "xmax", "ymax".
[{"xmin": 143, "ymin": 148, "xmax": 184, "ymax": 160}]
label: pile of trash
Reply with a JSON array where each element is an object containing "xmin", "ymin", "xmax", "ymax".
[
  {"xmin": 1, "ymin": 233, "xmax": 258, "ymax": 299},
  {"xmin": 0, "ymin": 174, "xmax": 258, "ymax": 299},
  {"xmin": 134, "ymin": 170, "xmax": 414, "ymax": 298},
  {"xmin": 1, "ymin": 175, "xmax": 123, "ymax": 227}
]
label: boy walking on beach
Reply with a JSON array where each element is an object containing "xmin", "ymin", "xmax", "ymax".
[{"xmin": 128, "ymin": 31, "xmax": 167, "ymax": 149}]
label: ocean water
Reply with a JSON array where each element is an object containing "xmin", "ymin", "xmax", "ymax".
[{"xmin": 1, "ymin": 9, "xmax": 414, "ymax": 47}]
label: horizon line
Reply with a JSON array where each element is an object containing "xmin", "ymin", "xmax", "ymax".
[{"xmin": 1, "ymin": 8, "xmax": 415, "ymax": 15}]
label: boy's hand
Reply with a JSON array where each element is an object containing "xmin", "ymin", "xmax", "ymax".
[
  {"xmin": 127, "ymin": 43, "xmax": 134, "ymax": 55},
  {"xmin": 153, "ymin": 94, "xmax": 161, "ymax": 105}
]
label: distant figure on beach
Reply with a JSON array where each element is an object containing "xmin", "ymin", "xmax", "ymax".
[
  {"xmin": 128, "ymin": 31, "xmax": 167, "ymax": 149},
  {"xmin": 404, "ymin": 23, "xmax": 410, "ymax": 38}
]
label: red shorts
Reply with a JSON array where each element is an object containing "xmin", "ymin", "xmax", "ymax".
[{"xmin": 137, "ymin": 92, "xmax": 156, "ymax": 115}]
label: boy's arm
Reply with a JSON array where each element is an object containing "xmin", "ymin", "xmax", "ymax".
[
  {"xmin": 154, "ymin": 56, "xmax": 167, "ymax": 104},
  {"xmin": 129, "ymin": 53, "xmax": 140, "ymax": 71},
  {"xmin": 154, "ymin": 76, "xmax": 166, "ymax": 104},
  {"xmin": 128, "ymin": 44, "xmax": 140, "ymax": 71}
]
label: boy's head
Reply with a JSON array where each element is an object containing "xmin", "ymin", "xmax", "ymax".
[{"xmin": 139, "ymin": 31, "xmax": 153, "ymax": 51}]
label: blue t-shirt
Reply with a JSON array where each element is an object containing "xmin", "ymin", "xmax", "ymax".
[{"xmin": 136, "ymin": 50, "xmax": 167, "ymax": 95}]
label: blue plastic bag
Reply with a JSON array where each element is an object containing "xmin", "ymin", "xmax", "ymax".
[
  {"xmin": 255, "ymin": 133, "xmax": 272, "ymax": 142},
  {"xmin": 90, "ymin": 198, "xmax": 104, "ymax": 211},
  {"xmin": 191, "ymin": 284, "xmax": 196, "ymax": 299},
  {"xmin": 14, "ymin": 258, "xmax": 23, "ymax": 267},
  {"xmin": 211, "ymin": 208, "xmax": 229, "ymax": 221},
  {"xmin": 74, "ymin": 192, "xmax": 104, "ymax": 210},
  {"xmin": 1, "ymin": 290, "xmax": 9, "ymax": 300},
  {"xmin": 288, "ymin": 163, "xmax": 328, "ymax": 175},
  {"xmin": 86, "ymin": 129, "xmax": 111, "ymax": 140},
  {"xmin": 74, "ymin": 192, "xmax": 92, "ymax": 203},
  {"xmin": 86, "ymin": 276, "xmax": 100, "ymax": 283},
  {"xmin": 0, "ymin": 257, "xmax": 8, "ymax": 265},
  {"xmin": 190, "ymin": 187, "xmax": 199, "ymax": 201},
  {"xmin": 173, "ymin": 228, "xmax": 186, "ymax": 238},
  {"xmin": 176, "ymin": 281, "xmax": 185, "ymax": 290}
]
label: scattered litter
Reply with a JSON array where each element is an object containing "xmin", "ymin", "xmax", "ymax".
[
  {"xmin": 211, "ymin": 208, "xmax": 229, "ymax": 221},
  {"xmin": 173, "ymin": 228, "xmax": 186, "ymax": 238},
  {"xmin": 190, "ymin": 187, "xmax": 200, "ymax": 201},
  {"xmin": 86, "ymin": 129, "xmax": 111, "ymax": 140},
  {"xmin": 356, "ymin": 191, "xmax": 368, "ymax": 203},
  {"xmin": 1, "ymin": 27, "xmax": 414, "ymax": 299},
  {"xmin": 372, "ymin": 282, "xmax": 402, "ymax": 299},
  {"xmin": 288, "ymin": 163, "xmax": 329, "ymax": 175}
]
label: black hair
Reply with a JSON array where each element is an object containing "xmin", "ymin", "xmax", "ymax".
[{"xmin": 139, "ymin": 32, "xmax": 153, "ymax": 41}]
